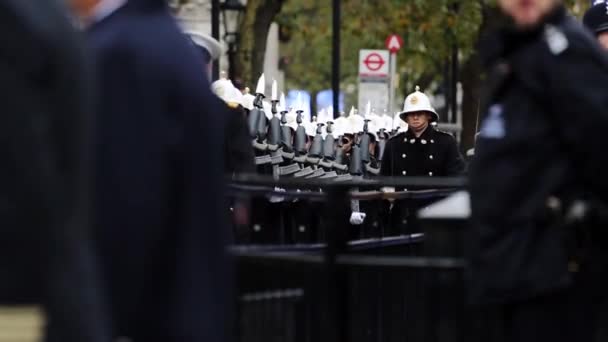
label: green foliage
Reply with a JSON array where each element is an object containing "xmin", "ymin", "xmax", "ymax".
[
  {"xmin": 280, "ymin": 0, "xmax": 483, "ymax": 102},
  {"xmin": 279, "ymin": 0, "xmax": 590, "ymax": 106}
]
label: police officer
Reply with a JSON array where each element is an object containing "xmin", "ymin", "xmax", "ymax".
[
  {"xmin": 584, "ymin": 0, "xmax": 608, "ymax": 49},
  {"xmin": 469, "ymin": 0, "xmax": 608, "ymax": 340},
  {"xmin": 380, "ymin": 86, "xmax": 465, "ymax": 179}
]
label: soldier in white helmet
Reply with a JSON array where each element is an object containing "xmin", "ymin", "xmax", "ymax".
[
  {"xmin": 380, "ymin": 86, "xmax": 464, "ymax": 179},
  {"xmin": 380, "ymin": 86, "xmax": 464, "ymax": 235}
]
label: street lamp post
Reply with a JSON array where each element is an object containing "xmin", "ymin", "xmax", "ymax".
[{"xmin": 220, "ymin": 0, "xmax": 246, "ymax": 80}]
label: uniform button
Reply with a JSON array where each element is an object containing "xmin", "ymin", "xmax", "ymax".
[
  {"xmin": 430, "ymin": 139, "xmax": 435, "ymax": 144},
  {"xmin": 429, "ymin": 155, "xmax": 433, "ymax": 160},
  {"xmin": 428, "ymin": 172, "xmax": 433, "ymax": 176},
  {"xmin": 402, "ymin": 153, "xmax": 406, "ymax": 158},
  {"xmin": 402, "ymin": 171, "xmax": 407, "ymax": 176}
]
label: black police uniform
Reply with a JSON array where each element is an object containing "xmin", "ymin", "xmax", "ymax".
[
  {"xmin": 469, "ymin": 6, "xmax": 608, "ymax": 341},
  {"xmin": 380, "ymin": 125, "xmax": 465, "ymax": 235}
]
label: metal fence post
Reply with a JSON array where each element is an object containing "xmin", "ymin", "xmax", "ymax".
[{"xmin": 324, "ymin": 185, "xmax": 350, "ymax": 342}]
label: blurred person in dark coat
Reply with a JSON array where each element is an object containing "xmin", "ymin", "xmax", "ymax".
[
  {"xmin": 470, "ymin": 0, "xmax": 608, "ymax": 340},
  {"xmin": 186, "ymin": 30, "xmax": 255, "ymax": 175},
  {"xmin": 209, "ymin": 74, "xmax": 255, "ymax": 175},
  {"xmin": 187, "ymin": 30, "xmax": 255, "ymax": 231},
  {"xmin": 0, "ymin": 1, "xmax": 109, "ymax": 341},
  {"xmin": 67, "ymin": 0, "xmax": 231, "ymax": 341}
]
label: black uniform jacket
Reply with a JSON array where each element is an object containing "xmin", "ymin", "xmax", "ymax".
[
  {"xmin": 469, "ymin": 7, "xmax": 608, "ymax": 304},
  {"xmin": 380, "ymin": 125, "xmax": 465, "ymax": 179},
  {"xmin": 87, "ymin": 0, "xmax": 231, "ymax": 340},
  {"xmin": 225, "ymin": 106, "xmax": 255, "ymax": 174}
]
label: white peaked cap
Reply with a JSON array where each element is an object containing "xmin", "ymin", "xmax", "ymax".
[
  {"xmin": 242, "ymin": 87, "xmax": 255, "ymax": 111},
  {"xmin": 284, "ymin": 109, "xmax": 299, "ymax": 131},
  {"xmin": 332, "ymin": 116, "xmax": 348, "ymax": 137},
  {"xmin": 225, "ymin": 83, "xmax": 243, "ymax": 107},
  {"xmin": 185, "ymin": 30, "xmax": 223, "ymax": 61},
  {"xmin": 382, "ymin": 114, "xmax": 394, "ymax": 131},
  {"xmin": 211, "ymin": 78, "xmax": 230, "ymax": 100},
  {"xmin": 365, "ymin": 113, "xmax": 383, "ymax": 139},
  {"xmin": 211, "ymin": 77, "xmax": 242, "ymax": 107},
  {"xmin": 305, "ymin": 120, "xmax": 318, "ymax": 137},
  {"xmin": 320, "ymin": 108, "xmax": 336, "ymax": 125},
  {"xmin": 347, "ymin": 113, "xmax": 365, "ymax": 135},
  {"xmin": 399, "ymin": 85, "xmax": 439, "ymax": 122}
]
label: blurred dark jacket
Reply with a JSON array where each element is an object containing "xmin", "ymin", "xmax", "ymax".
[
  {"xmin": 225, "ymin": 105, "xmax": 255, "ymax": 174},
  {"xmin": 469, "ymin": 6, "xmax": 608, "ymax": 305},
  {"xmin": 0, "ymin": 1, "xmax": 108, "ymax": 341},
  {"xmin": 86, "ymin": 0, "xmax": 231, "ymax": 340}
]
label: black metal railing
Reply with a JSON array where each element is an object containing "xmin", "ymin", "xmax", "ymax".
[{"xmin": 227, "ymin": 175, "xmax": 471, "ymax": 342}]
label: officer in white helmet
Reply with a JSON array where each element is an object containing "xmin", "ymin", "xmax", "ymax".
[
  {"xmin": 380, "ymin": 86, "xmax": 464, "ymax": 179},
  {"xmin": 379, "ymin": 86, "xmax": 465, "ymax": 235}
]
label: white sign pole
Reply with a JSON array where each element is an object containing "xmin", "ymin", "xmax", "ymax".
[{"xmin": 389, "ymin": 52, "xmax": 397, "ymax": 114}]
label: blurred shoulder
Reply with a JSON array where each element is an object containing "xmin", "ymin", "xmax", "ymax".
[{"xmin": 433, "ymin": 128, "xmax": 456, "ymax": 140}]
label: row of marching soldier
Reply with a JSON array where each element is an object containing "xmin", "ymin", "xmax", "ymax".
[{"xmin": 204, "ymin": 63, "xmax": 465, "ymax": 241}]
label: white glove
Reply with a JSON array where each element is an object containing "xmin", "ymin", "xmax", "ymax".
[
  {"xmin": 349, "ymin": 212, "xmax": 367, "ymax": 225},
  {"xmin": 269, "ymin": 187, "xmax": 286, "ymax": 203}
]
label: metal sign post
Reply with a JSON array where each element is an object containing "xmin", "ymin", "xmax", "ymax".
[{"xmin": 385, "ymin": 34, "xmax": 403, "ymax": 114}]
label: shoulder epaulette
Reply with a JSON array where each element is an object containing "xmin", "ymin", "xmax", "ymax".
[
  {"xmin": 544, "ymin": 24, "xmax": 569, "ymax": 55},
  {"xmin": 434, "ymin": 129, "xmax": 454, "ymax": 136}
]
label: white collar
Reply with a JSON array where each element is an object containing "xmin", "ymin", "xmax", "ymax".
[{"xmin": 89, "ymin": 0, "xmax": 128, "ymax": 25}]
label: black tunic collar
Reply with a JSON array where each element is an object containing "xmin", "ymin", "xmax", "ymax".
[{"xmin": 404, "ymin": 125, "xmax": 435, "ymax": 140}]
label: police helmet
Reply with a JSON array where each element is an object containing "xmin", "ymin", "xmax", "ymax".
[{"xmin": 584, "ymin": 1, "xmax": 608, "ymax": 35}]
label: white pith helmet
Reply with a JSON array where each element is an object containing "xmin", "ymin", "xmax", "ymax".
[{"xmin": 398, "ymin": 85, "xmax": 439, "ymax": 122}]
